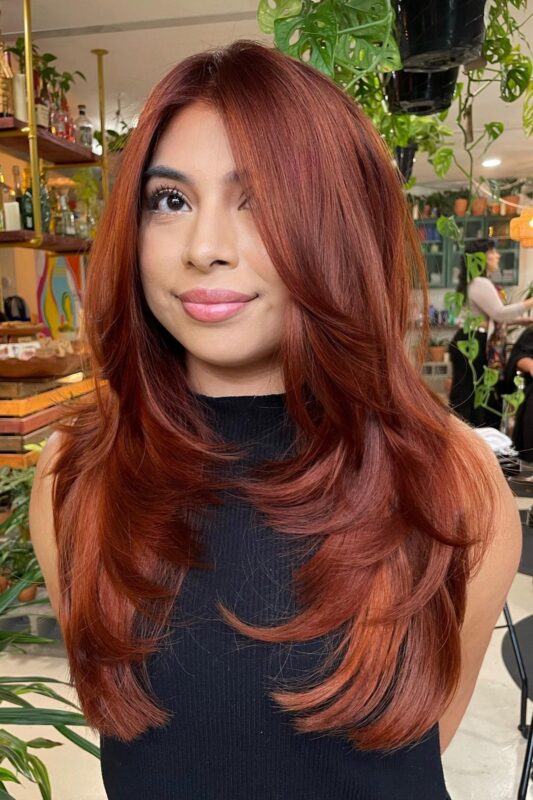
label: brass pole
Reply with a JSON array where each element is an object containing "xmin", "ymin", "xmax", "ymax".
[
  {"xmin": 23, "ymin": 0, "xmax": 43, "ymax": 246},
  {"xmin": 91, "ymin": 49, "xmax": 109, "ymax": 204}
]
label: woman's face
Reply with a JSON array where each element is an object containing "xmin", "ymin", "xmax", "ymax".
[
  {"xmin": 486, "ymin": 247, "xmax": 500, "ymax": 274},
  {"xmin": 139, "ymin": 101, "xmax": 290, "ymax": 396}
]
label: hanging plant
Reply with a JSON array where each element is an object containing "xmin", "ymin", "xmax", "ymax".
[
  {"xmin": 394, "ymin": 0, "xmax": 487, "ymax": 71},
  {"xmin": 257, "ymin": 0, "xmax": 453, "ymax": 184}
]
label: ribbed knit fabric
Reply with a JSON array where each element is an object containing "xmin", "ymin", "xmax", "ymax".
[{"xmin": 100, "ymin": 393, "xmax": 450, "ymax": 800}]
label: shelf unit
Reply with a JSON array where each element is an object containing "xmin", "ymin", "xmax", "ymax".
[
  {"xmin": 0, "ymin": 0, "xmax": 108, "ymax": 272},
  {"xmin": 415, "ymin": 214, "xmax": 520, "ymax": 289},
  {"xmin": 0, "ymin": 230, "xmax": 90, "ymax": 253}
]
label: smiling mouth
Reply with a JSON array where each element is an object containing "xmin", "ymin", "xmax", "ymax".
[{"xmin": 178, "ymin": 296, "xmax": 256, "ymax": 322}]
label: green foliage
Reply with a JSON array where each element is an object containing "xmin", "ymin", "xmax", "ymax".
[
  {"xmin": 444, "ymin": 291, "xmax": 465, "ymax": 318},
  {"xmin": 457, "ymin": 338, "xmax": 480, "ymax": 361},
  {"xmin": 256, "ymin": 0, "xmax": 450, "ymax": 173},
  {"xmin": 0, "ymin": 468, "xmax": 100, "ymax": 800},
  {"xmin": 94, "ymin": 121, "xmax": 133, "ymax": 153},
  {"xmin": 431, "ymin": 147, "xmax": 454, "ymax": 178},
  {"xmin": 523, "ymin": 81, "xmax": 533, "ymax": 137},
  {"xmin": 465, "ymin": 251, "xmax": 486, "ymax": 280},
  {"xmin": 482, "ymin": 0, "xmax": 532, "ymax": 111},
  {"xmin": 437, "ymin": 215, "xmax": 462, "ymax": 242},
  {"xmin": 258, "ymin": 0, "xmax": 401, "ymax": 83}
]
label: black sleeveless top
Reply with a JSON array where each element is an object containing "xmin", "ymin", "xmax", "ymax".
[{"xmin": 100, "ymin": 393, "xmax": 450, "ymax": 799}]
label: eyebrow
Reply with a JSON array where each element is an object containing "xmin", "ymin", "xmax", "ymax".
[{"xmin": 143, "ymin": 166, "xmax": 243, "ymax": 186}]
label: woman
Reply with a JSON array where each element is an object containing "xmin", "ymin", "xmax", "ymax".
[
  {"xmin": 449, "ymin": 238, "xmax": 533, "ymax": 428},
  {"xmin": 505, "ymin": 327, "xmax": 533, "ymax": 462},
  {"xmin": 29, "ymin": 41, "xmax": 521, "ymax": 800}
]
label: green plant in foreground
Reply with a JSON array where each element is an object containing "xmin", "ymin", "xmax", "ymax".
[
  {"xmin": 0, "ymin": 443, "xmax": 99, "ymax": 797},
  {"xmin": 0, "ymin": 565, "xmax": 99, "ymax": 800}
]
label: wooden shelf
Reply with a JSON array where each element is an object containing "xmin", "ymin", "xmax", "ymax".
[
  {"xmin": 0, "ymin": 376, "xmax": 102, "ymax": 418},
  {"xmin": 0, "ymin": 117, "xmax": 98, "ymax": 165},
  {"xmin": 0, "ymin": 450, "xmax": 39, "ymax": 468},
  {"xmin": 0, "ymin": 230, "xmax": 91, "ymax": 253}
]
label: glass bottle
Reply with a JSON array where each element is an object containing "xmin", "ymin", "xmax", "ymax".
[
  {"xmin": 12, "ymin": 165, "xmax": 22, "ymax": 204},
  {"xmin": 73, "ymin": 104, "xmax": 94, "ymax": 149},
  {"xmin": 63, "ymin": 92, "xmax": 75, "ymax": 143},
  {"xmin": 21, "ymin": 168, "xmax": 34, "ymax": 230},
  {"xmin": 0, "ymin": 43, "xmax": 14, "ymax": 117},
  {"xmin": 53, "ymin": 91, "xmax": 69, "ymax": 139},
  {"xmin": 39, "ymin": 171, "xmax": 51, "ymax": 233},
  {"xmin": 59, "ymin": 193, "xmax": 76, "ymax": 235},
  {"xmin": 34, "ymin": 70, "xmax": 49, "ymax": 128}
]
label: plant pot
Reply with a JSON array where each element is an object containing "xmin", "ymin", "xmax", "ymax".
[
  {"xmin": 0, "ymin": 574, "xmax": 9, "ymax": 592},
  {"xmin": 0, "ymin": 507, "xmax": 12, "ymax": 525},
  {"xmin": 385, "ymin": 68, "xmax": 459, "ymax": 116},
  {"xmin": 12, "ymin": 73, "xmax": 27, "ymax": 121},
  {"xmin": 394, "ymin": 0, "xmax": 486, "ymax": 71},
  {"xmin": 15, "ymin": 583, "xmax": 38, "ymax": 603},
  {"xmin": 395, "ymin": 144, "xmax": 418, "ymax": 182},
  {"xmin": 428, "ymin": 346, "xmax": 446, "ymax": 362},
  {"xmin": 454, "ymin": 198, "xmax": 468, "ymax": 216},
  {"xmin": 502, "ymin": 195, "xmax": 519, "ymax": 216},
  {"xmin": 489, "ymin": 202, "xmax": 501, "ymax": 215},
  {"xmin": 471, "ymin": 197, "xmax": 487, "ymax": 216}
]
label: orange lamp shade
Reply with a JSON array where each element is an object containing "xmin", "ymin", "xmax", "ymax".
[{"xmin": 510, "ymin": 207, "xmax": 533, "ymax": 248}]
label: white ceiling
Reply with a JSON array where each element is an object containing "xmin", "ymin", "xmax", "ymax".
[{"xmin": 0, "ymin": 0, "xmax": 531, "ymax": 188}]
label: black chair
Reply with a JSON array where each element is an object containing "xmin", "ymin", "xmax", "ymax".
[{"xmin": 502, "ymin": 601, "xmax": 532, "ymax": 800}]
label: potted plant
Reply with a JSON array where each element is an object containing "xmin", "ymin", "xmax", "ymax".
[
  {"xmin": 394, "ymin": 0, "xmax": 487, "ymax": 71},
  {"xmin": 0, "ymin": 536, "xmax": 40, "ymax": 601},
  {"xmin": 471, "ymin": 195, "xmax": 488, "ymax": 216},
  {"xmin": 453, "ymin": 190, "xmax": 469, "ymax": 217},
  {"xmin": 385, "ymin": 67, "xmax": 459, "ymax": 116},
  {"xmin": 395, "ymin": 143, "xmax": 417, "ymax": 182},
  {"xmin": 427, "ymin": 338, "xmax": 449, "ymax": 363}
]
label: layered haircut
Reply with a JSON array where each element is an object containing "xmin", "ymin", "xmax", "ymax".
[{"xmin": 51, "ymin": 40, "xmax": 497, "ymax": 750}]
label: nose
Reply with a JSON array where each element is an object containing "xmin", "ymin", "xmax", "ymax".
[{"xmin": 182, "ymin": 203, "xmax": 238, "ymax": 272}]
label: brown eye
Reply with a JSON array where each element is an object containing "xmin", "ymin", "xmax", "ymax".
[{"xmin": 146, "ymin": 187, "xmax": 190, "ymax": 213}]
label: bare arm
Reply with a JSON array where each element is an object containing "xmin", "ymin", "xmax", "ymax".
[
  {"xmin": 439, "ymin": 422, "xmax": 522, "ymax": 752},
  {"xmin": 517, "ymin": 357, "xmax": 533, "ymax": 376},
  {"xmin": 28, "ymin": 431, "xmax": 63, "ymax": 620}
]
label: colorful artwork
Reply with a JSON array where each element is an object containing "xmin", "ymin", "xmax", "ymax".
[{"xmin": 36, "ymin": 253, "xmax": 85, "ymax": 338}]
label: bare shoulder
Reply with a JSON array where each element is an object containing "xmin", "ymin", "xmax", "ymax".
[
  {"xmin": 439, "ymin": 414, "xmax": 522, "ymax": 751},
  {"xmin": 29, "ymin": 430, "xmax": 65, "ymax": 619}
]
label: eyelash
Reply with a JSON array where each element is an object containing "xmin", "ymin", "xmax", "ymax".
[
  {"xmin": 144, "ymin": 183, "xmax": 251, "ymax": 214},
  {"xmin": 145, "ymin": 184, "xmax": 189, "ymax": 214}
]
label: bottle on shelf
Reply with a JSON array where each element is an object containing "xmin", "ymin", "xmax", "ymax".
[
  {"xmin": 51, "ymin": 102, "xmax": 67, "ymax": 138},
  {"xmin": 0, "ymin": 165, "xmax": 22, "ymax": 231},
  {"xmin": 0, "ymin": 42, "xmax": 14, "ymax": 118},
  {"xmin": 34, "ymin": 71, "xmax": 49, "ymax": 129},
  {"xmin": 39, "ymin": 171, "xmax": 51, "ymax": 233},
  {"xmin": 12, "ymin": 165, "xmax": 23, "ymax": 206},
  {"xmin": 20, "ymin": 168, "xmax": 34, "ymax": 230},
  {"xmin": 19, "ymin": 168, "xmax": 51, "ymax": 233},
  {"xmin": 59, "ymin": 193, "xmax": 76, "ymax": 236},
  {"xmin": 73, "ymin": 104, "xmax": 94, "ymax": 149}
]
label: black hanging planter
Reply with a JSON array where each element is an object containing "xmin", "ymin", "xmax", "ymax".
[
  {"xmin": 394, "ymin": 0, "xmax": 487, "ymax": 71},
  {"xmin": 385, "ymin": 67, "xmax": 459, "ymax": 115},
  {"xmin": 395, "ymin": 145, "xmax": 418, "ymax": 182}
]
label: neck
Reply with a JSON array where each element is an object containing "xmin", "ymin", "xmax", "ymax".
[{"xmin": 185, "ymin": 356, "xmax": 285, "ymax": 398}]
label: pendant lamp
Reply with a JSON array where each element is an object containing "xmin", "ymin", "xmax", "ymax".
[{"xmin": 510, "ymin": 208, "xmax": 533, "ymax": 248}]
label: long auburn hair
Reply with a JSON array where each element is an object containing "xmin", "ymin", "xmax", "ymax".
[{"xmin": 51, "ymin": 39, "xmax": 497, "ymax": 751}]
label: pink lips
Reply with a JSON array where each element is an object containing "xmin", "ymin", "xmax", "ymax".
[{"xmin": 178, "ymin": 287, "xmax": 257, "ymax": 322}]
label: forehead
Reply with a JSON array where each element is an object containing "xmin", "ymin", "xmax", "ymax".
[{"xmin": 150, "ymin": 102, "xmax": 235, "ymax": 173}]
